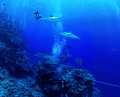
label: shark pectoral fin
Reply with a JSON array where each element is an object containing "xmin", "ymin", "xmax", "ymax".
[
  {"xmin": 64, "ymin": 37, "xmax": 67, "ymax": 39},
  {"xmin": 54, "ymin": 23, "xmax": 57, "ymax": 26}
]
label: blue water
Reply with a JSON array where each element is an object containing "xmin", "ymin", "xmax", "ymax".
[{"xmin": 1, "ymin": 0, "xmax": 120, "ymax": 97}]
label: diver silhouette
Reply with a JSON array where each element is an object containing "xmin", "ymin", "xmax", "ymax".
[
  {"xmin": 34, "ymin": 11, "xmax": 41, "ymax": 20},
  {"xmin": 58, "ymin": 80, "xmax": 69, "ymax": 97}
]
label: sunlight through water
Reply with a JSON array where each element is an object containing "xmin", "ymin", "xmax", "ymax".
[{"xmin": 52, "ymin": 0, "xmax": 66, "ymax": 58}]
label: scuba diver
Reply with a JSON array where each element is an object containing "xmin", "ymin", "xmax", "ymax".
[
  {"xmin": 34, "ymin": 11, "xmax": 41, "ymax": 20},
  {"xmin": 34, "ymin": 12, "xmax": 62, "ymax": 26},
  {"xmin": 59, "ymin": 80, "xmax": 69, "ymax": 97}
]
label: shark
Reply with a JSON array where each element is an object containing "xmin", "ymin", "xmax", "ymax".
[
  {"xmin": 41, "ymin": 16, "xmax": 62, "ymax": 26},
  {"xmin": 34, "ymin": 11, "xmax": 62, "ymax": 26},
  {"xmin": 59, "ymin": 31, "xmax": 80, "ymax": 40},
  {"xmin": 35, "ymin": 52, "xmax": 60, "ymax": 64}
]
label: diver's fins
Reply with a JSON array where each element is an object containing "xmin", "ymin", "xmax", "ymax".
[{"xmin": 34, "ymin": 11, "xmax": 38, "ymax": 14}]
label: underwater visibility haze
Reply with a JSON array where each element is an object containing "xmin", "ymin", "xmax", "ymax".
[{"xmin": 0, "ymin": 0, "xmax": 120, "ymax": 97}]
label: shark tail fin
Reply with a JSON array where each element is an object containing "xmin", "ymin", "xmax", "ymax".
[{"xmin": 78, "ymin": 38, "xmax": 81, "ymax": 41}]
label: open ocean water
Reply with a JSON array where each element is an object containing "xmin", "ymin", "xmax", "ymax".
[{"xmin": 0, "ymin": 0, "xmax": 120, "ymax": 97}]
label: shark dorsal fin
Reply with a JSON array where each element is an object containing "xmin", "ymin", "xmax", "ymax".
[{"xmin": 69, "ymin": 31, "xmax": 72, "ymax": 34}]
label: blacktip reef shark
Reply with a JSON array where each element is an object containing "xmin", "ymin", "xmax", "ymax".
[
  {"xmin": 34, "ymin": 11, "xmax": 62, "ymax": 26},
  {"xmin": 35, "ymin": 52, "xmax": 60, "ymax": 64},
  {"xmin": 41, "ymin": 16, "xmax": 62, "ymax": 26},
  {"xmin": 59, "ymin": 31, "xmax": 80, "ymax": 40}
]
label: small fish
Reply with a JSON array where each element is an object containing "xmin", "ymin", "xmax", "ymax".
[
  {"xmin": 94, "ymin": 65, "xmax": 100, "ymax": 69},
  {"xmin": 43, "ymin": 51, "xmax": 50, "ymax": 54},
  {"xmin": 4, "ymin": 9, "xmax": 7, "ymax": 11},
  {"xmin": 67, "ymin": 44, "xmax": 71, "ymax": 48},
  {"xmin": 3, "ymin": 3, "xmax": 5, "ymax": 6},
  {"xmin": 111, "ymin": 49, "xmax": 117, "ymax": 51}
]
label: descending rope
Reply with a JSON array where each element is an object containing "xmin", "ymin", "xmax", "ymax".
[{"xmin": 96, "ymin": 80, "xmax": 120, "ymax": 88}]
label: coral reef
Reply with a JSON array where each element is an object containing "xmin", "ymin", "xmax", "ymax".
[
  {"xmin": 0, "ymin": 11, "xmax": 101, "ymax": 97},
  {"xmin": 0, "ymin": 12, "xmax": 32, "ymax": 76},
  {"xmin": 0, "ymin": 67, "xmax": 44, "ymax": 97},
  {"xmin": 36, "ymin": 58, "xmax": 102, "ymax": 97}
]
